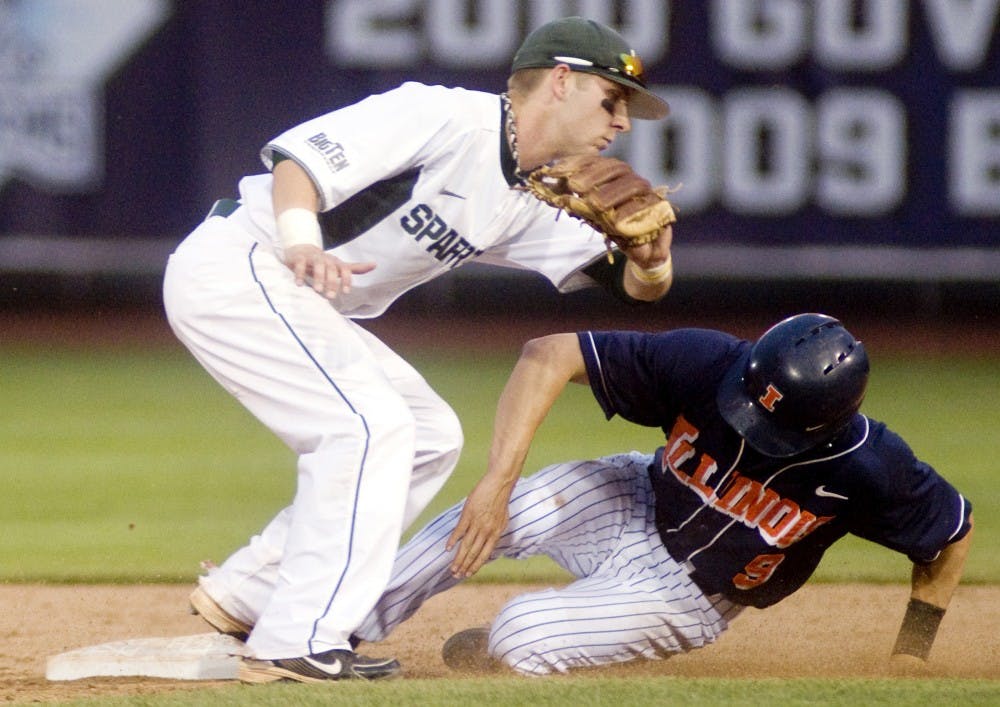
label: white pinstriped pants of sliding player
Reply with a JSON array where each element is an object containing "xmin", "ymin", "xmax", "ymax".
[{"xmin": 354, "ymin": 452, "xmax": 743, "ymax": 675}]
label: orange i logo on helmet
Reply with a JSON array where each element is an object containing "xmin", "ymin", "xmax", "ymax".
[{"xmin": 757, "ymin": 384, "xmax": 784, "ymax": 412}]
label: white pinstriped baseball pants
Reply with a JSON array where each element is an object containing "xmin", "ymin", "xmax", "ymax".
[{"xmin": 356, "ymin": 451, "xmax": 742, "ymax": 675}]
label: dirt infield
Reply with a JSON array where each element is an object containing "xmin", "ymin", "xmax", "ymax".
[{"xmin": 3, "ymin": 583, "xmax": 998, "ymax": 702}]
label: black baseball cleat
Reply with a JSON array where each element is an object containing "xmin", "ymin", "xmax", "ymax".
[{"xmin": 239, "ymin": 649, "xmax": 401, "ymax": 683}]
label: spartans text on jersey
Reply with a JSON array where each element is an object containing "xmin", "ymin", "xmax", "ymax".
[{"xmin": 400, "ymin": 204, "xmax": 483, "ymax": 268}]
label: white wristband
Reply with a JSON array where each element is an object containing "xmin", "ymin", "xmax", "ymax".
[
  {"xmin": 627, "ymin": 255, "xmax": 673, "ymax": 284},
  {"xmin": 276, "ymin": 207, "xmax": 323, "ymax": 251}
]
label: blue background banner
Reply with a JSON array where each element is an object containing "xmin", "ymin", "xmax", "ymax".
[{"xmin": 1, "ymin": 1, "xmax": 997, "ymax": 258}]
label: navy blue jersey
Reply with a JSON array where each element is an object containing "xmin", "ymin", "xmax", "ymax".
[{"xmin": 578, "ymin": 329, "xmax": 973, "ymax": 608}]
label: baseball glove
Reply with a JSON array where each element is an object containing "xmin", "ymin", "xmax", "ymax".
[{"xmin": 524, "ymin": 155, "xmax": 676, "ymax": 258}]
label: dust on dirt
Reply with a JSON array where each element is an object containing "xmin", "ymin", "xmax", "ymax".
[{"xmin": 3, "ymin": 583, "xmax": 998, "ymax": 703}]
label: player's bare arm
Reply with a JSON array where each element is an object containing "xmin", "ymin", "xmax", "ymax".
[
  {"xmin": 271, "ymin": 159, "xmax": 375, "ymax": 298},
  {"xmin": 890, "ymin": 514, "xmax": 974, "ymax": 671},
  {"xmin": 447, "ymin": 334, "xmax": 588, "ymax": 578},
  {"xmin": 911, "ymin": 514, "xmax": 974, "ymax": 607}
]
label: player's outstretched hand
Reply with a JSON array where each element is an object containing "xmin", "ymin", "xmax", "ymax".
[
  {"xmin": 446, "ymin": 476, "xmax": 511, "ymax": 579},
  {"xmin": 283, "ymin": 244, "xmax": 376, "ymax": 299}
]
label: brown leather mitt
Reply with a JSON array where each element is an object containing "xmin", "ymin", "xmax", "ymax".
[{"xmin": 524, "ymin": 155, "xmax": 676, "ymax": 252}]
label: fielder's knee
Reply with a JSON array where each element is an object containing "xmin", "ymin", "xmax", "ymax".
[
  {"xmin": 415, "ymin": 401, "xmax": 463, "ymax": 478},
  {"xmin": 435, "ymin": 401, "xmax": 464, "ymax": 457},
  {"xmin": 439, "ymin": 410, "xmax": 464, "ymax": 470}
]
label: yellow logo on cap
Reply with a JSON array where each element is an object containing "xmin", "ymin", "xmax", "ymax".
[{"xmin": 619, "ymin": 51, "xmax": 644, "ymax": 80}]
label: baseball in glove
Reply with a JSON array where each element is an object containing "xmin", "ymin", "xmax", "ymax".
[{"xmin": 524, "ymin": 155, "xmax": 676, "ymax": 262}]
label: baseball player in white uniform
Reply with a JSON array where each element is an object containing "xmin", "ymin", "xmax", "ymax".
[{"xmin": 162, "ymin": 17, "xmax": 673, "ymax": 683}]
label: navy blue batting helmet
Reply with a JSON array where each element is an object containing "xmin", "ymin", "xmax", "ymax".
[{"xmin": 717, "ymin": 314, "xmax": 870, "ymax": 457}]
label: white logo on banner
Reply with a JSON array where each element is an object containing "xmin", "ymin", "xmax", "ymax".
[{"xmin": 0, "ymin": 0, "xmax": 169, "ymax": 192}]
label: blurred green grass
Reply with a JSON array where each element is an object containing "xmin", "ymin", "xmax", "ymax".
[
  {"xmin": 81, "ymin": 675, "xmax": 1000, "ymax": 706},
  {"xmin": 0, "ymin": 340, "xmax": 995, "ymax": 584}
]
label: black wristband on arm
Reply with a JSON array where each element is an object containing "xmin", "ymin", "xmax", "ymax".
[
  {"xmin": 891, "ymin": 598, "xmax": 946, "ymax": 660},
  {"xmin": 582, "ymin": 254, "xmax": 648, "ymax": 306}
]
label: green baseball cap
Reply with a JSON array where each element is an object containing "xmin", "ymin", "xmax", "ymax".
[{"xmin": 511, "ymin": 16, "xmax": 669, "ymax": 120}]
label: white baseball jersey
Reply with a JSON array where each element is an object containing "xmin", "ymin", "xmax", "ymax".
[
  {"xmin": 163, "ymin": 82, "xmax": 612, "ymax": 661},
  {"xmin": 237, "ymin": 81, "xmax": 610, "ymax": 318}
]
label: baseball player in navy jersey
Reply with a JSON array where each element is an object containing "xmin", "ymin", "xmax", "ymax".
[
  {"xmin": 351, "ymin": 314, "xmax": 973, "ymax": 676},
  {"xmin": 162, "ymin": 17, "xmax": 674, "ymax": 683}
]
